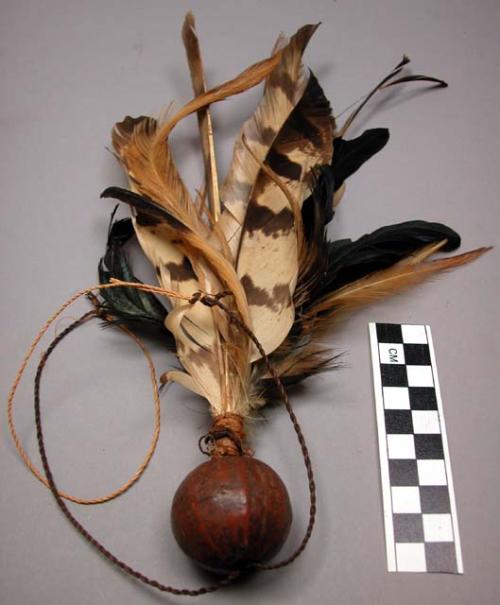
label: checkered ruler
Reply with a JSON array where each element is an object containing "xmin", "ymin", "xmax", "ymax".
[{"xmin": 369, "ymin": 323, "xmax": 463, "ymax": 574}]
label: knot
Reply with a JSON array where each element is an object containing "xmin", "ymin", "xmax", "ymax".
[
  {"xmin": 198, "ymin": 413, "xmax": 252, "ymax": 457},
  {"xmin": 189, "ymin": 290, "xmax": 232, "ymax": 308},
  {"xmin": 85, "ymin": 292, "xmax": 108, "ymax": 320},
  {"xmin": 189, "ymin": 291, "xmax": 203, "ymax": 305}
]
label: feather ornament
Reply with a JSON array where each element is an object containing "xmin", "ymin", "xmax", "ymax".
[
  {"xmin": 10, "ymin": 14, "xmax": 494, "ymax": 584},
  {"xmin": 100, "ymin": 16, "xmax": 489, "ymax": 416}
]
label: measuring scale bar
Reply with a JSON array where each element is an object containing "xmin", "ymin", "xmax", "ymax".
[{"xmin": 369, "ymin": 323, "xmax": 463, "ymax": 574}]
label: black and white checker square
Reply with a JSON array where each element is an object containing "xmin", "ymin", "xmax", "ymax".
[{"xmin": 370, "ymin": 323, "xmax": 463, "ymax": 574}]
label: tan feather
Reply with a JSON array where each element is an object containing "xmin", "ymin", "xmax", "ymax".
[
  {"xmin": 112, "ymin": 120, "xmax": 209, "ymax": 371},
  {"xmin": 164, "ymin": 370, "xmax": 206, "ymax": 399},
  {"xmin": 264, "ymin": 344, "xmax": 334, "ymax": 380},
  {"xmin": 112, "ymin": 115, "xmax": 209, "ymax": 310},
  {"xmin": 154, "ymin": 49, "xmax": 283, "ymax": 145},
  {"xmin": 131, "ymin": 219, "xmax": 230, "ymax": 409},
  {"xmin": 309, "ymin": 247, "xmax": 490, "ymax": 316},
  {"xmin": 165, "ymin": 302, "xmax": 223, "ymax": 408},
  {"xmin": 112, "ymin": 116, "xmax": 197, "ymax": 223}
]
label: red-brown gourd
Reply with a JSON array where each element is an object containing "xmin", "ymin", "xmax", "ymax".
[{"xmin": 171, "ymin": 455, "xmax": 292, "ymax": 572}]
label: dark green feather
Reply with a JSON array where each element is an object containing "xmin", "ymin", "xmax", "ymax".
[{"xmin": 97, "ymin": 211, "xmax": 174, "ymax": 349}]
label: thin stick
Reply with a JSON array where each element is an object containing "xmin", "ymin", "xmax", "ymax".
[{"xmin": 182, "ymin": 12, "xmax": 221, "ymax": 220}]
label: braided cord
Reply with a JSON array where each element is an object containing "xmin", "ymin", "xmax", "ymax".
[{"xmin": 14, "ymin": 285, "xmax": 316, "ymax": 595}]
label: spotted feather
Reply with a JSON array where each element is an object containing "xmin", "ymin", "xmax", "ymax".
[
  {"xmin": 235, "ymin": 71, "xmax": 334, "ymax": 359},
  {"xmin": 219, "ymin": 23, "xmax": 319, "ymax": 259}
]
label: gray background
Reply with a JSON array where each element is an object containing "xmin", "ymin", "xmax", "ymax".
[{"xmin": 1, "ymin": 1, "xmax": 499, "ymax": 603}]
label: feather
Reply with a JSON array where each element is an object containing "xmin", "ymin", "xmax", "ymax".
[
  {"xmin": 394, "ymin": 239, "xmax": 448, "ymax": 266},
  {"xmin": 293, "ymin": 166, "xmax": 334, "ymax": 309},
  {"xmin": 235, "ymin": 71, "xmax": 334, "ymax": 359},
  {"xmin": 337, "ymin": 56, "xmax": 446, "ymax": 137},
  {"xmin": 330, "ymin": 129, "xmax": 390, "ymax": 193},
  {"xmin": 97, "ymin": 212, "xmax": 172, "ymax": 345},
  {"xmin": 309, "ymin": 247, "xmax": 490, "ymax": 317},
  {"xmin": 219, "ymin": 24, "xmax": 320, "ymax": 257},
  {"xmin": 112, "ymin": 115, "xmax": 196, "ymax": 219},
  {"xmin": 323, "ymin": 220, "xmax": 462, "ymax": 293},
  {"xmin": 327, "ymin": 128, "xmax": 390, "ymax": 210},
  {"xmin": 165, "ymin": 302, "xmax": 224, "ymax": 408},
  {"xmin": 164, "ymin": 370, "xmax": 207, "ymax": 399},
  {"xmin": 100, "ymin": 187, "xmax": 250, "ymax": 322},
  {"xmin": 252, "ymin": 344, "xmax": 340, "ymax": 406},
  {"xmin": 111, "ymin": 115, "xmax": 209, "ymax": 332},
  {"xmin": 296, "ymin": 128, "xmax": 389, "ymax": 243},
  {"xmin": 154, "ymin": 49, "xmax": 283, "ymax": 142}
]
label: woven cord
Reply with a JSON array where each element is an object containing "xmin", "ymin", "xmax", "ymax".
[
  {"xmin": 26, "ymin": 287, "xmax": 316, "ymax": 594},
  {"xmin": 34, "ymin": 310, "xmax": 239, "ymax": 596}
]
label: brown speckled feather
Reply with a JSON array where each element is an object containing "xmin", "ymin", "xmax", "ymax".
[
  {"xmin": 235, "ymin": 72, "xmax": 334, "ymax": 359},
  {"xmin": 219, "ymin": 24, "xmax": 318, "ymax": 258}
]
